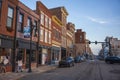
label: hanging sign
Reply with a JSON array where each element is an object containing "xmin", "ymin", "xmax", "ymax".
[{"xmin": 24, "ymin": 26, "xmax": 31, "ymax": 38}]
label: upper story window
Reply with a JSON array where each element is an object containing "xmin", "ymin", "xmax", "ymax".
[
  {"xmin": 27, "ymin": 18, "xmax": 31, "ymax": 26},
  {"xmin": 45, "ymin": 15, "xmax": 47, "ymax": 27},
  {"xmin": 80, "ymin": 35, "xmax": 82, "ymax": 42},
  {"xmin": 0, "ymin": 1, "xmax": 2, "ymax": 20},
  {"xmin": 6, "ymin": 6, "xmax": 14, "ymax": 29},
  {"xmin": 18, "ymin": 13, "xmax": 24, "ymax": 32},
  {"xmin": 33, "ymin": 20, "xmax": 37, "ymax": 36},
  {"xmin": 45, "ymin": 30, "xmax": 48, "ymax": 43},
  {"xmin": 41, "ymin": 13, "xmax": 44, "ymax": 25},
  {"xmin": 49, "ymin": 31, "xmax": 51, "ymax": 44},
  {"xmin": 40, "ymin": 27, "xmax": 44, "ymax": 41},
  {"xmin": 49, "ymin": 18, "xmax": 51, "ymax": 29}
]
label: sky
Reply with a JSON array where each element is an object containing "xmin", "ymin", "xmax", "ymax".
[{"xmin": 20, "ymin": 0, "xmax": 120, "ymax": 55}]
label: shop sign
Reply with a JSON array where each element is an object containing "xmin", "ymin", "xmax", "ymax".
[
  {"xmin": 42, "ymin": 49, "xmax": 47, "ymax": 53},
  {"xmin": 24, "ymin": 26, "xmax": 31, "ymax": 38}
]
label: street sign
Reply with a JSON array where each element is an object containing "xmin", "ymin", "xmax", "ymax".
[{"xmin": 24, "ymin": 26, "xmax": 31, "ymax": 38}]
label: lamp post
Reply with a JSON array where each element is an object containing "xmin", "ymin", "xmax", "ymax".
[{"xmin": 28, "ymin": 22, "xmax": 36, "ymax": 72}]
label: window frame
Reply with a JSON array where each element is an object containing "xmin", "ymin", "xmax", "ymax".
[
  {"xmin": 27, "ymin": 17, "xmax": 31, "ymax": 27},
  {"xmin": 0, "ymin": 1, "xmax": 2, "ymax": 23},
  {"xmin": 18, "ymin": 13, "xmax": 24, "ymax": 33},
  {"xmin": 41, "ymin": 13, "xmax": 44, "ymax": 25},
  {"xmin": 6, "ymin": 6, "xmax": 14, "ymax": 31}
]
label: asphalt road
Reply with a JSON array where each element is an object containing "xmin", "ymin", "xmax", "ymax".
[{"xmin": 19, "ymin": 60, "xmax": 120, "ymax": 80}]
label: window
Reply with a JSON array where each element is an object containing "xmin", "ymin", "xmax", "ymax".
[
  {"xmin": 7, "ymin": 7, "xmax": 14, "ymax": 28},
  {"xmin": 18, "ymin": 13, "xmax": 24, "ymax": 32},
  {"xmin": 0, "ymin": 48, "xmax": 12, "ymax": 64},
  {"xmin": 45, "ymin": 15, "xmax": 47, "ymax": 27},
  {"xmin": 40, "ymin": 27, "xmax": 44, "ymax": 41},
  {"xmin": 80, "ymin": 35, "xmax": 82, "ymax": 42},
  {"xmin": 0, "ymin": 1, "xmax": 2, "ymax": 20},
  {"xmin": 49, "ymin": 31, "xmax": 51, "ymax": 44},
  {"xmin": 45, "ymin": 30, "xmax": 47, "ymax": 43},
  {"xmin": 27, "ymin": 18, "xmax": 31, "ymax": 26},
  {"xmin": 41, "ymin": 13, "xmax": 44, "ymax": 25},
  {"xmin": 17, "ymin": 49, "xmax": 24, "ymax": 63},
  {"xmin": 33, "ymin": 20, "xmax": 37, "ymax": 36},
  {"xmin": 31, "ymin": 50, "xmax": 36, "ymax": 62},
  {"xmin": 49, "ymin": 18, "xmax": 51, "ymax": 29}
]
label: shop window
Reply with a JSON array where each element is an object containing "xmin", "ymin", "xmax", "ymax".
[
  {"xmin": 31, "ymin": 50, "xmax": 36, "ymax": 62},
  {"xmin": 6, "ymin": 6, "xmax": 14, "ymax": 30},
  {"xmin": 17, "ymin": 49, "xmax": 24, "ymax": 64},
  {"xmin": 0, "ymin": 48, "xmax": 12, "ymax": 64},
  {"xmin": 18, "ymin": 13, "xmax": 24, "ymax": 32}
]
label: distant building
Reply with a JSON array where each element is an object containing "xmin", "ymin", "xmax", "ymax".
[
  {"xmin": 104, "ymin": 36, "xmax": 120, "ymax": 57},
  {"xmin": 75, "ymin": 29, "xmax": 86, "ymax": 55},
  {"xmin": 66, "ymin": 22, "xmax": 75, "ymax": 57},
  {"xmin": 75, "ymin": 29, "xmax": 92, "ymax": 59}
]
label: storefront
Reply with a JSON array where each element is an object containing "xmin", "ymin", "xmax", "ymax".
[
  {"xmin": 0, "ymin": 35, "xmax": 14, "ymax": 72},
  {"xmin": 51, "ymin": 46, "xmax": 60, "ymax": 64},
  {"xmin": 16, "ymin": 38, "xmax": 37, "ymax": 69},
  {"xmin": 38, "ymin": 46, "xmax": 51, "ymax": 65},
  {"xmin": 61, "ymin": 47, "xmax": 66, "ymax": 59}
]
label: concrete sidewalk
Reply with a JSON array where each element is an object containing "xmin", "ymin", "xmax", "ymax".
[{"xmin": 0, "ymin": 65, "xmax": 57, "ymax": 80}]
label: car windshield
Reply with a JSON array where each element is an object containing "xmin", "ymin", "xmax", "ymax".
[{"xmin": 66, "ymin": 57, "xmax": 73, "ymax": 60}]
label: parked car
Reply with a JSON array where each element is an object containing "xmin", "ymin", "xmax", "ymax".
[
  {"xmin": 105, "ymin": 56, "xmax": 120, "ymax": 64},
  {"xmin": 74, "ymin": 56, "xmax": 82, "ymax": 63},
  {"xmin": 59, "ymin": 57, "xmax": 74, "ymax": 67}
]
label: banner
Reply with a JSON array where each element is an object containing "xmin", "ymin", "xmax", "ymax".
[{"xmin": 24, "ymin": 26, "xmax": 31, "ymax": 38}]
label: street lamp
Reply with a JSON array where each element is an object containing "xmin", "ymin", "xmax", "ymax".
[{"xmin": 28, "ymin": 22, "xmax": 37, "ymax": 72}]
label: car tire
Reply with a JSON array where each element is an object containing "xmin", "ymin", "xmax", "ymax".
[
  {"xmin": 69, "ymin": 63, "xmax": 72, "ymax": 67},
  {"xmin": 72, "ymin": 63, "xmax": 74, "ymax": 66}
]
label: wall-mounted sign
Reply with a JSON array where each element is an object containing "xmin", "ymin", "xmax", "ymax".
[{"xmin": 24, "ymin": 26, "xmax": 31, "ymax": 38}]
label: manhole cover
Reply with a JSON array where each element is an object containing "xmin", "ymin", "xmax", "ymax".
[{"xmin": 110, "ymin": 70, "xmax": 120, "ymax": 74}]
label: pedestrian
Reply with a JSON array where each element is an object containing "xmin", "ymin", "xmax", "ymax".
[
  {"xmin": 16, "ymin": 57, "xmax": 23, "ymax": 72},
  {"xmin": 2, "ymin": 56, "xmax": 9, "ymax": 73}
]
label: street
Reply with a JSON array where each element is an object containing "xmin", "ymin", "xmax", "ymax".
[{"xmin": 19, "ymin": 60, "xmax": 120, "ymax": 80}]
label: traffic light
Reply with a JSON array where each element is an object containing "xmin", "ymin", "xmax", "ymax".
[
  {"xmin": 95, "ymin": 41, "xmax": 97, "ymax": 44},
  {"xmin": 89, "ymin": 41, "xmax": 91, "ymax": 44}
]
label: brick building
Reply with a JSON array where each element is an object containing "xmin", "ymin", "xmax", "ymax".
[
  {"xmin": 75, "ymin": 29, "xmax": 87, "ymax": 56},
  {"xmin": 75, "ymin": 29, "xmax": 92, "ymax": 58},
  {"xmin": 51, "ymin": 16, "xmax": 62, "ymax": 64},
  {"xmin": 0, "ymin": 0, "xmax": 19, "ymax": 72},
  {"xmin": 49, "ymin": 7, "xmax": 68, "ymax": 59},
  {"xmin": 66, "ymin": 22, "xmax": 75, "ymax": 57},
  {"xmin": 0, "ymin": 0, "xmax": 40, "ymax": 72},
  {"xmin": 105, "ymin": 37, "xmax": 120, "ymax": 57},
  {"xmin": 36, "ymin": 1, "xmax": 52, "ymax": 65}
]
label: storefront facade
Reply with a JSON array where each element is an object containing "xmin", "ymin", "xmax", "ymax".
[
  {"xmin": 36, "ymin": 1, "xmax": 52, "ymax": 65},
  {"xmin": 0, "ymin": 35, "xmax": 14, "ymax": 72}
]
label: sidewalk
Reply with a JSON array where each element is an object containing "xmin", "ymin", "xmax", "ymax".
[{"xmin": 0, "ymin": 65, "xmax": 57, "ymax": 80}]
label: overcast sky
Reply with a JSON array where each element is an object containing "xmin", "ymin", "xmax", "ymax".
[{"xmin": 20, "ymin": 0, "xmax": 120, "ymax": 55}]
